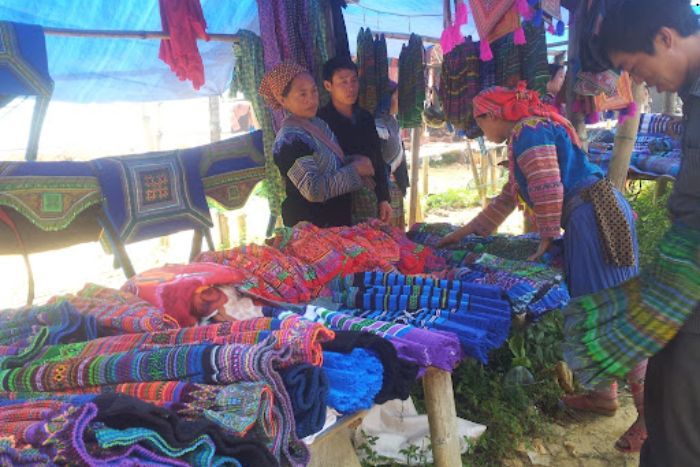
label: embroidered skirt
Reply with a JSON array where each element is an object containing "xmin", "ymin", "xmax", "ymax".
[{"xmin": 562, "ymin": 223, "xmax": 700, "ymax": 388}]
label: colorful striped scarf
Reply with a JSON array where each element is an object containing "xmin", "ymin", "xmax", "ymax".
[{"xmin": 562, "ymin": 223, "xmax": 700, "ymax": 388}]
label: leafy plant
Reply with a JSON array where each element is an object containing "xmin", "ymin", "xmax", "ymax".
[
  {"xmin": 410, "ymin": 312, "xmax": 565, "ymax": 466},
  {"xmin": 627, "ymin": 180, "xmax": 672, "ymax": 269}
]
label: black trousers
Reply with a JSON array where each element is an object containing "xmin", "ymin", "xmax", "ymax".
[{"xmin": 640, "ymin": 311, "xmax": 700, "ymax": 467}]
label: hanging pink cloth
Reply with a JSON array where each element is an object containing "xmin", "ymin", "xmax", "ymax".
[
  {"xmin": 440, "ymin": 1, "xmax": 469, "ymax": 56},
  {"xmin": 158, "ymin": 0, "xmax": 209, "ymax": 90}
]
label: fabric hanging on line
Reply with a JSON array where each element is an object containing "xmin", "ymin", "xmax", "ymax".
[
  {"xmin": 231, "ymin": 30, "xmax": 284, "ymax": 216},
  {"xmin": 357, "ymin": 28, "xmax": 378, "ymax": 115},
  {"xmin": 519, "ymin": 22, "xmax": 549, "ymax": 96},
  {"xmin": 440, "ymin": 36, "xmax": 481, "ymax": 131},
  {"xmin": 468, "ymin": 0, "xmax": 524, "ymax": 60},
  {"xmin": 398, "ymin": 34, "xmax": 426, "ymax": 128},
  {"xmin": 158, "ymin": 0, "xmax": 209, "ymax": 90},
  {"xmin": 329, "ymin": 0, "xmax": 351, "ymax": 58},
  {"xmin": 493, "ymin": 31, "xmax": 521, "ymax": 88}
]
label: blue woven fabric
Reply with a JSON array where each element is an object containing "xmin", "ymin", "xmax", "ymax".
[
  {"xmin": 323, "ymin": 349, "xmax": 382, "ymax": 413},
  {"xmin": 280, "ymin": 363, "xmax": 329, "ymax": 438}
]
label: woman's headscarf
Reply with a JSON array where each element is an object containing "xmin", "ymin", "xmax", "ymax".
[
  {"xmin": 259, "ymin": 62, "xmax": 310, "ymax": 110},
  {"xmin": 473, "ymin": 81, "xmax": 581, "ymax": 147}
]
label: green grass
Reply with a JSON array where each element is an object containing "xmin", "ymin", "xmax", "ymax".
[{"xmin": 425, "ymin": 188, "xmax": 482, "ymax": 211}]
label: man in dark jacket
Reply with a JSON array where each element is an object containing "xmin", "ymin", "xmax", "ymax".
[{"xmin": 317, "ymin": 56, "xmax": 392, "ymax": 223}]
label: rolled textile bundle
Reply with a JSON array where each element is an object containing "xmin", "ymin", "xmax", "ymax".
[
  {"xmin": 323, "ymin": 348, "xmax": 383, "ymax": 413},
  {"xmin": 281, "ymin": 364, "xmax": 329, "ymax": 438}
]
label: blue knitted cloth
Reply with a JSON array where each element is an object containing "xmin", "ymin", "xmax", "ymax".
[
  {"xmin": 322, "ymin": 348, "xmax": 383, "ymax": 413},
  {"xmin": 281, "ymin": 363, "xmax": 329, "ymax": 438}
]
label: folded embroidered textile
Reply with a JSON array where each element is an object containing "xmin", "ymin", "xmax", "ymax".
[
  {"xmin": 0, "ymin": 381, "xmax": 277, "ymax": 445},
  {"xmin": 93, "ymin": 425, "xmax": 242, "ymax": 467},
  {"xmin": 329, "ymin": 271, "xmax": 511, "ymax": 363},
  {"xmin": 0, "ymin": 338, "xmax": 305, "ymax": 465},
  {"xmin": 322, "ymin": 330, "xmax": 419, "ymax": 404},
  {"xmin": 28, "ymin": 316, "xmax": 333, "ymax": 369},
  {"xmin": 0, "ymin": 301, "xmax": 97, "ymax": 370},
  {"xmin": 280, "ymin": 364, "xmax": 329, "ymax": 438},
  {"xmin": 0, "ymin": 400, "xmax": 192, "ymax": 466},
  {"xmin": 122, "ymin": 262, "xmax": 247, "ymax": 327},
  {"xmin": 293, "ymin": 306, "xmax": 464, "ymax": 371},
  {"xmin": 195, "ymin": 243, "xmax": 316, "ymax": 302},
  {"xmin": 52, "ymin": 283, "xmax": 180, "ymax": 335},
  {"xmin": 94, "ymin": 393, "xmax": 278, "ymax": 467},
  {"xmin": 323, "ymin": 349, "xmax": 383, "ymax": 413}
]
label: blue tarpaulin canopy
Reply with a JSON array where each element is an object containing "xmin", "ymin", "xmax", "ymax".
[{"xmin": 0, "ymin": 1, "xmax": 574, "ymax": 103}]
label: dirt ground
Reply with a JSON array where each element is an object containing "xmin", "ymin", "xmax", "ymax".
[{"xmin": 502, "ymin": 394, "xmax": 641, "ymax": 467}]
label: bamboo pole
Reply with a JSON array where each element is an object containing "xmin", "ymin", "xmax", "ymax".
[
  {"xmin": 375, "ymin": 31, "xmax": 440, "ymax": 44},
  {"xmin": 607, "ymin": 82, "xmax": 646, "ymax": 191},
  {"xmin": 43, "ymin": 27, "xmax": 240, "ymax": 42},
  {"xmin": 423, "ymin": 367, "xmax": 462, "ymax": 467},
  {"xmin": 408, "ymin": 128, "xmax": 421, "ymax": 227}
]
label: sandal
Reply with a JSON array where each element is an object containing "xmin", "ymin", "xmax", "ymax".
[
  {"xmin": 562, "ymin": 393, "xmax": 619, "ymax": 416},
  {"xmin": 615, "ymin": 418, "xmax": 647, "ymax": 453}
]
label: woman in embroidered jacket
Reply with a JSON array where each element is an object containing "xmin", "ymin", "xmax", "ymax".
[
  {"xmin": 438, "ymin": 82, "xmax": 646, "ymax": 452},
  {"xmin": 259, "ymin": 62, "xmax": 373, "ymax": 228}
]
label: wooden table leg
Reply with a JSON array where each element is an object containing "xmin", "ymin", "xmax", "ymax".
[{"xmin": 423, "ymin": 366, "xmax": 462, "ymax": 467}]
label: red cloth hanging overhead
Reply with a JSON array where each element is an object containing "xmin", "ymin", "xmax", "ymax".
[{"xmin": 158, "ymin": 0, "xmax": 209, "ymax": 90}]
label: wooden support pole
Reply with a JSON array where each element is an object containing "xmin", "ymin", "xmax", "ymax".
[
  {"xmin": 209, "ymin": 96, "xmax": 221, "ymax": 143},
  {"xmin": 409, "ymin": 128, "xmax": 421, "ymax": 227},
  {"xmin": 608, "ymin": 82, "xmax": 646, "ymax": 191},
  {"xmin": 488, "ymin": 148, "xmax": 498, "ymax": 193},
  {"xmin": 422, "ymin": 155, "xmax": 430, "ymax": 197},
  {"xmin": 237, "ymin": 213, "xmax": 247, "ymax": 245},
  {"xmin": 373, "ymin": 31, "xmax": 441, "ymax": 44},
  {"xmin": 465, "ymin": 142, "xmax": 487, "ymax": 207},
  {"xmin": 663, "ymin": 92, "xmax": 677, "ymax": 115},
  {"xmin": 218, "ymin": 212, "xmax": 230, "ymax": 250},
  {"xmin": 43, "ymin": 27, "xmax": 240, "ymax": 42},
  {"xmin": 423, "ymin": 367, "xmax": 462, "ymax": 467}
]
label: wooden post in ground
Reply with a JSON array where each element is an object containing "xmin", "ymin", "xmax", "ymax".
[
  {"xmin": 409, "ymin": 128, "xmax": 422, "ymax": 227},
  {"xmin": 423, "ymin": 366, "xmax": 462, "ymax": 467},
  {"xmin": 237, "ymin": 213, "xmax": 247, "ymax": 245},
  {"xmin": 208, "ymin": 95, "xmax": 232, "ymax": 250},
  {"xmin": 465, "ymin": 141, "xmax": 487, "ymax": 207},
  {"xmin": 608, "ymin": 83, "xmax": 645, "ymax": 191}
]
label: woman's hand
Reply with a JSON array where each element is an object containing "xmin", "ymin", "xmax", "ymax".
[
  {"xmin": 437, "ymin": 226, "xmax": 475, "ymax": 248},
  {"xmin": 528, "ymin": 237, "xmax": 553, "ymax": 262},
  {"xmin": 378, "ymin": 201, "xmax": 392, "ymax": 223}
]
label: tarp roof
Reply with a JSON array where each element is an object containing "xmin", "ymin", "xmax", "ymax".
[{"xmin": 0, "ymin": 1, "xmax": 574, "ymax": 104}]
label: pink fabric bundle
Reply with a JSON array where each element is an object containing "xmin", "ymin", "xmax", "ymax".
[{"xmin": 158, "ymin": 0, "xmax": 209, "ymax": 90}]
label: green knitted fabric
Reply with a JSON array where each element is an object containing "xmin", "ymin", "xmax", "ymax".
[
  {"xmin": 231, "ymin": 30, "xmax": 284, "ymax": 216},
  {"xmin": 398, "ymin": 34, "xmax": 425, "ymax": 128}
]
